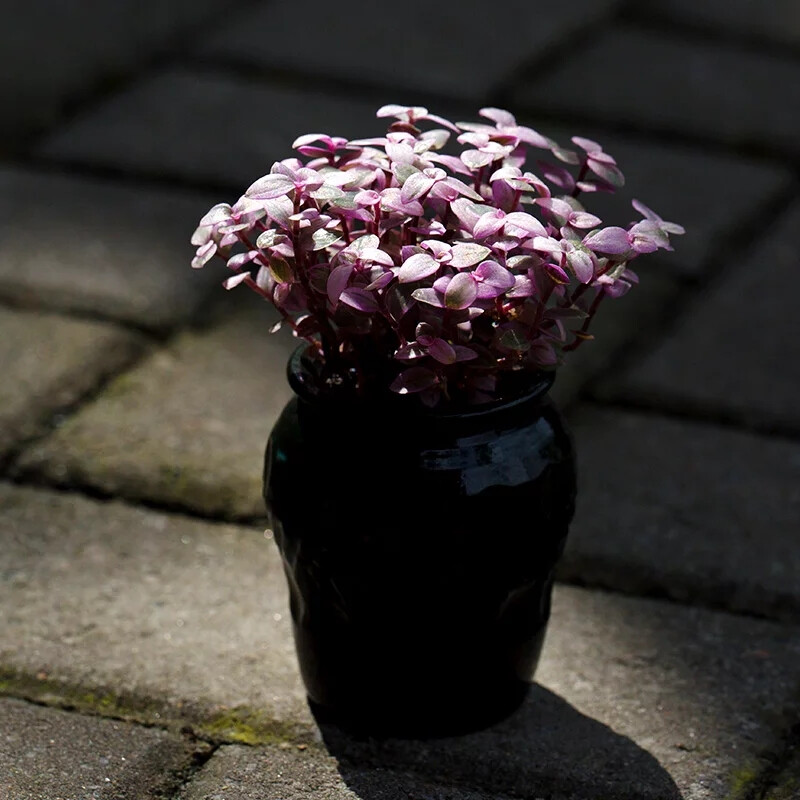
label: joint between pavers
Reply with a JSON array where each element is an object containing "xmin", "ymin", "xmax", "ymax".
[
  {"xmin": 620, "ymin": 7, "xmax": 800, "ymax": 62},
  {"xmin": 20, "ymin": 0, "xmax": 267, "ymax": 157},
  {"xmin": 0, "ymin": 666, "xmax": 311, "ymax": 750}
]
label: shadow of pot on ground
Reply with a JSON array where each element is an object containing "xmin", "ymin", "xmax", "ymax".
[{"xmin": 315, "ymin": 684, "xmax": 682, "ymax": 800}]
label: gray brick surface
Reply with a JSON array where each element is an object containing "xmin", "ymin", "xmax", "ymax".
[
  {"xmin": 199, "ymin": 0, "xmax": 621, "ymax": 102},
  {"xmin": 0, "ymin": 0, "xmax": 223, "ymax": 144},
  {"xmin": 528, "ymin": 124, "xmax": 791, "ymax": 276},
  {"xmin": 39, "ymin": 70, "xmax": 393, "ymax": 188},
  {"xmin": 2, "ymin": 481, "xmax": 799, "ymax": 798},
  {"xmin": 515, "ymin": 27, "xmax": 800, "ymax": 158},
  {"xmin": 0, "ymin": 483, "xmax": 310, "ymax": 735},
  {"xmin": 598, "ymin": 201, "xmax": 800, "ymax": 433},
  {"xmin": 181, "ymin": 744, "xmax": 518, "ymax": 800},
  {"xmin": 561, "ymin": 407, "xmax": 800, "ymax": 621},
  {"xmin": 0, "ymin": 307, "xmax": 147, "ymax": 460},
  {"xmin": 0, "ymin": 696, "xmax": 204, "ymax": 800},
  {"xmin": 638, "ymin": 0, "xmax": 800, "ymax": 47},
  {"xmin": 0, "ymin": 168, "xmax": 220, "ymax": 330},
  {"xmin": 552, "ymin": 269, "xmax": 680, "ymax": 409},
  {"xmin": 14, "ymin": 296, "xmax": 295, "ymax": 519},
  {"xmin": 320, "ymin": 588, "xmax": 800, "ymax": 800}
]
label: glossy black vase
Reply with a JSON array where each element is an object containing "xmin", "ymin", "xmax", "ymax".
[{"xmin": 263, "ymin": 350, "xmax": 577, "ymax": 737}]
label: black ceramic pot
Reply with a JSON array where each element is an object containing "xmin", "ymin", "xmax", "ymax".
[{"xmin": 263, "ymin": 349, "xmax": 577, "ymax": 736}]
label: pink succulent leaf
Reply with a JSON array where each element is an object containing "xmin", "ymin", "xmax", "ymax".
[
  {"xmin": 268, "ymin": 254, "xmax": 294, "ymax": 284},
  {"xmin": 588, "ymin": 158, "xmax": 625, "ymax": 187},
  {"xmin": 420, "ymin": 128, "xmax": 451, "ymax": 149},
  {"xmin": 445, "ymin": 273, "xmax": 478, "ymax": 310},
  {"xmin": 569, "ymin": 211, "xmax": 603, "ymax": 229},
  {"xmin": 355, "ymin": 189, "xmax": 380, "ymax": 206},
  {"xmin": 415, "ymin": 322, "xmax": 436, "ymax": 347},
  {"xmin": 479, "ymin": 107, "xmax": 517, "ymax": 127},
  {"xmin": 349, "ymin": 234, "xmax": 380, "ymax": 255},
  {"xmin": 423, "ymin": 113, "xmax": 460, "ymax": 132},
  {"xmin": 535, "ymin": 197, "xmax": 574, "ymax": 226},
  {"xmin": 449, "ymin": 243, "xmax": 492, "ymax": 268},
  {"xmin": 227, "ymin": 250, "xmax": 260, "ymax": 270},
  {"xmin": 327, "ymin": 263, "xmax": 354, "ymax": 304},
  {"xmin": 191, "ymin": 225, "xmax": 212, "ymax": 247},
  {"xmin": 365, "ymin": 271, "xmax": 395, "ymax": 292},
  {"xmin": 544, "ymin": 262, "xmax": 571, "ymax": 284},
  {"xmin": 571, "ymin": 136, "xmax": 603, "ymax": 154},
  {"xmin": 245, "ymin": 173, "xmax": 295, "ymax": 200},
  {"xmin": 411, "ymin": 287, "xmax": 444, "ymax": 307},
  {"xmin": 222, "ymin": 271, "xmax": 251, "ymax": 290},
  {"xmin": 427, "ymin": 153, "xmax": 472, "ymax": 176},
  {"xmin": 473, "ymin": 209, "xmax": 507, "ymax": 239},
  {"xmin": 549, "ymin": 143, "xmax": 580, "ymax": 165},
  {"xmin": 506, "ymin": 274, "xmax": 536, "ymax": 297},
  {"xmin": 311, "ymin": 228, "xmax": 343, "ymax": 251},
  {"xmin": 261, "ymin": 196, "xmax": 293, "ymax": 229},
  {"xmin": 421, "ymin": 240, "xmax": 452, "ymax": 260},
  {"xmin": 583, "ymin": 226, "xmax": 632, "ymax": 254},
  {"xmin": 377, "ymin": 104, "xmax": 419, "ymax": 118},
  {"xmin": 565, "ymin": 246, "xmax": 595, "ymax": 283},
  {"xmin": 491, "ymin": 178, "xmax": 516, "ymax": 212},
  {"xmin": 199, "ymin": 203, "xmax": 233, "ymax": 228},
  {"xmin": 386, "ymin": 141, "xmax": 416, "ymax": 164},
  {"xmin": 219, "ymin": 232, "xmax": 239, "ymax": 248},
  {"xmin": 433, "ymin": 275, "xmax": 452, "ymax": 294},
  {"xmin": 629, "ymin": 221, "xmax": 670, "ymax": 252},
  {"xmin": 475, "ymin": 281, "xmax": 506, "ymax": 299},
  {"xmin": 632, "ymin": 199, "xmax": 685, "ymax": 235},
  {"xmin": 475, "ymin": 260, "xmax": 515, "ymax": 290},
  {"xmin": 400, "ymin": 171, "xmax": 436, "ymax": 202},
  {"xmin": 255, "ymin": 266, "xmax": 275, "ymax": 293},
  {"xmin": 503, "ymin": 212, "xmax": 547, "ymax": 237},
  {"xmin": 395, "ymin": 252, "xmax": 440, "ymax": 283},
  {"xmin": 449, "ymin": 198, "xmax": 486, "ymax": 231},
  {"xmin": 461, "ymin": 149, "xmax": 495, "ymax": 170},
  {"xmin": 536, "ymin": 161, "xmax": 576, "ymax": 192},
  {"xmin": 442, "ymin": 177, "xmax": 482, "ymax": 201},
  {"xmin": 514, "ymin": 126, "xmax": 552, "ymax": 148},
  {"xmin": 427, "ymin": 338, "xmax": 457, "ymax": 364},
  {"xmin": 340, "ymin": 287, "xmax": 380, "ymax": 313},
  {"xmin": 380, "ymin": 188, "xmax": 425, "ymax": 216},
  {"xmin": 361, "ymin": 247, "xmax": 395, "ymax": 266},
  {"xmin": 191, "ymin": 241, "xmax": 217, "ymax": 270},
  {"xmin": 532, "ymin": 236, "xmax": 565, "ymax": 257},
  {"xmin": 394, "ymin": 343, "xmax": 426, "ymax": 360},
  {"xmin": 390, "ymin": 366, "xmax": 439, "ymax": 395}
]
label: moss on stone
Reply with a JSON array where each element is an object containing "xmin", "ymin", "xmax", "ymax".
[
  {"xmin": 0, "ymin": 667, "xmax": 300, "ymax": 747},
  {"xmin": 726, "ymin": 762, "xmax": 764, "ymax": 799}
]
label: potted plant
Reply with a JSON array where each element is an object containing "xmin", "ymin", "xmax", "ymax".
[{"xmin": 191, "ymin": 104, "xmax": 683, "ymax": 736}]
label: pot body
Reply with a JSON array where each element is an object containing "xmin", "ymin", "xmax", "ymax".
[{"xmin": 263, "ymin": 360, "xmax": 576, "ymax": 736}]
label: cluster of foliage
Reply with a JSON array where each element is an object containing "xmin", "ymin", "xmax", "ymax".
[{"xmin": 192, "ymin": 105, "xmax": 682, "ymax": 405}]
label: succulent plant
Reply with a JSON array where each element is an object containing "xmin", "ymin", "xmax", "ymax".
[{"xmin": 191, "ymin": 104, "xmax": 683, "ymax": 405}]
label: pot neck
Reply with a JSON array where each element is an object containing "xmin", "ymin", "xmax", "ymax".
[{"xmin": 286, "ymin": 346, "xmax": 556, "ymax": 428}]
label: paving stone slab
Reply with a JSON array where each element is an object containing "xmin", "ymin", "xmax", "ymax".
[
  {"xmin": 515, "ymin": 27, "xmax": 800, "ymax": 159},
  {"xmin": 181, "ymin": 744, "xmax": 518, "ymax": 800},
  {"xmin": 0, "ymin": 168, "xmax": 221, "ymax": 330},
  {"xmin": 636, "ymin": 0, "xmax": 800, "ymax": 48},
  {"xmin": 560, "ymin": 407, "xmax": 800, "ymax": 622},
  {"xmin": 523, "ymin": 123, "xmax": 791, "ymax": 277},
  {"xmin": 38, "ymin": 69, "xmax": 395, "ymax": 189},
  {"xmin": 552, "ymin": 269, "xmax": 680, "ymax": 409},
  {"xmin": 0, "ymin": 482, "xmax": 311, "ymax": 736},
  {"xmin": 199, "ymin": 0, "xmax": 620, "ymax": 102},
  {"xmin": 0, "ymin": 696, "xmax": 205, "ymax": 800},
  {"xmin": 14, "ymin": 296, "xmax": 295, "ymax": 519},
  {"xmin": 2, "ymin": 482, "xmax": 800, "ymax": 798},
  {"xmin": 0, "ymin": 306, "xmax": 147, "ymax": 461},
  {"xmin": 0, "ymin": 0, "xmax": 224, "ymax": 144},
  {"xmin": 316, "ymin": 589, "xmax": 800, "ymax": 800},
  {"xmin": 597, "ymin": 201, "xmax": 800, "ymax": 434}
]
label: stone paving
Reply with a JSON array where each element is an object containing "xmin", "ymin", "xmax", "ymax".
[{"xmin": 1, "ymin": 1, "xmax": 798, "ymax": 799}]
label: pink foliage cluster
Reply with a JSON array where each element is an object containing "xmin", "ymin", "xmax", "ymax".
[{"xmin": 192, "ymin": 105, "xmax": 683, "ymax": 405}]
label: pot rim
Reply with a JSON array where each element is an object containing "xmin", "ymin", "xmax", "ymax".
[{"xmin": 286, "ymin": 345, "xmax": 556, "ymax": 421}]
